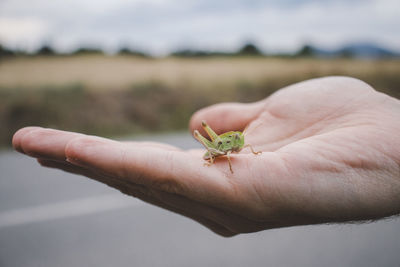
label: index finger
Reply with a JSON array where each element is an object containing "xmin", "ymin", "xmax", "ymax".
[
  {"xmin": 13, "ymin": 127, "xmax": 83, "ymax": 160},
  {"xmin": 64, "ymin": 135, "xmax": 235, "ymax": 206},
  {"xmin": 15, "ymin": 128, "xmax": 236, "ymax": 209}
]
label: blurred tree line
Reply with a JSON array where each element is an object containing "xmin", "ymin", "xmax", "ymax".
[
  {"xmin": 2, "ymin": 42, "xmax": 397, "ymax": 59},
  {"xmin": 0, "ymin": 42, "xmax": 266, "ymax": 59}
]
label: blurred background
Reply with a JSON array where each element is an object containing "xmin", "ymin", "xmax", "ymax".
[
  {"xmin": 0, "ymin": 0, "xmax": 399, "ymax": 145},
  {"xmin": 1, "ymin": 0, "xmax": 400, "ymax": 266}
]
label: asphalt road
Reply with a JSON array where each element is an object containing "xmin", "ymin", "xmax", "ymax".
[{"xmin": 1, "ymin": 132, "xmax": 399, "ymax": 267}]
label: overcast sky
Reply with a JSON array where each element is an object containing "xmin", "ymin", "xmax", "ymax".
[{"xmin": 0, "ymin": 0, "xmax": 399, "ymax": 55}]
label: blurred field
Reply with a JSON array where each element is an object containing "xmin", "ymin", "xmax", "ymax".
[{"xmin": 1, "ymin": 55, "xmax": 399, "ymax": 147}]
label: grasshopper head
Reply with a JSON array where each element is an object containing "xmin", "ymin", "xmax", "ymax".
[{"xmin": 217, "ymin": 131, "xmax": 244, "ymax": 152}]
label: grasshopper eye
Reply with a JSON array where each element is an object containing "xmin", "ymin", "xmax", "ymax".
[
  {"xmin": 218, "ymin": 141, "xmax": 222, "ymax": 145},
  {"xmin": 226, "ymin": 140, "xmax": 231, "ymax": 144}
]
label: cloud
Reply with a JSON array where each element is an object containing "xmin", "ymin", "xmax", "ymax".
[
  {"xmin": 0, "ymin": 17, "xmax": 50, "ymax": 51},
  {"xmin": 0, "ymin": 0, "xmax": 398, "ymax": 54}
]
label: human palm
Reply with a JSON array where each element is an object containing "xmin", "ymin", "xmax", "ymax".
[{"xmin": 13, "ymin": 77, "xmax": 400, "ymax": 236}]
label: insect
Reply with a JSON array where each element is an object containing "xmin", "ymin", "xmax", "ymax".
[{"xmin": 193, "ymin": 121, "xmax": 262, "ymax": 173}]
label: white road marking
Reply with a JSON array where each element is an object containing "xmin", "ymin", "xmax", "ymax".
[{"xmin": 0, "ymin": 194, "xmax": 143, "ymax": 229}]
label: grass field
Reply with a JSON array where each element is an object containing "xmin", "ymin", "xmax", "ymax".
[{"xmin": 1, "ymin": 55, "xmax": 399, "ymax": 147}]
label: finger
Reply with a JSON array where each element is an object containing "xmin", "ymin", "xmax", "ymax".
[
  {"xmin": 17, "ymin": 128, "xmax": 181, "ymax": 161},
  {"xmin": 12, "ymin": 127, "xmax": 43, "ymax": 153},
  {"xmin": 19, "ymin": 128, "xmax": 83, "ymax": 160},
  {"xmin": 189, "ymin": 101, "xmax": 265, "ymax": 135},
  {"xmin": 64, "ymin": 135, "xmax": 241, "ymax": 210}
]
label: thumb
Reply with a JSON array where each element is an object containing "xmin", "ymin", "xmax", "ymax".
[{"xmin": 189, "ymin": 101, "xmax": 265, "ymax": 135}]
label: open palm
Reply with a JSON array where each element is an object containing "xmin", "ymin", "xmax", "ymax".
[{"xmin": 13, "ymin": 77, "xmax": 400, "ymax": 236}]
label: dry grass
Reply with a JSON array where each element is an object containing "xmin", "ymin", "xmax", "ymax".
[
  {"xmin": 1, "ymin": 55, "xmax": 399, "ymax": 92},
  {"xmin": 0, "ymin": 55, "xmax": 399, "ymax": 148}
]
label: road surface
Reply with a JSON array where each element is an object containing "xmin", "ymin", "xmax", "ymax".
[{"xmin": 1, "ymin": 132, "xmax": 399, "ymax": 266}]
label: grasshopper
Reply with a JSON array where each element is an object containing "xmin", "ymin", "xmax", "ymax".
[{"xmin": 193, "ymin": 121, "xmax": 261, "ymax": 173}]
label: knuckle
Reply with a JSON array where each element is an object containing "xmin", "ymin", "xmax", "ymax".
[{"xmin": 65, "ymin": 136, "xmax": 91, "ymax": 155}]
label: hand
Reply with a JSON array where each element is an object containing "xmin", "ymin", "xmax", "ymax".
[{"xmin": 12, "ymin": 76, "xmax": 400, "ymax": 237}]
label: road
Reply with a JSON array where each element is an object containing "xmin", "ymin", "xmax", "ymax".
[{"xmin": 0, "ymin": 132, "xmax": 399, "ymax": 267}]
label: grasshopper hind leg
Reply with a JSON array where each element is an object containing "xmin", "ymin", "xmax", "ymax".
[
  {"xmin": 194, "ymin": 130, "xmax": 216, "ymax": 165},
  {"xmin": 226, "ymin": 151, "xmax": 233, "ymax": 173},
  {"xmin": 244, "ymin": 144, "xmax": 262, "ymax": 155}
]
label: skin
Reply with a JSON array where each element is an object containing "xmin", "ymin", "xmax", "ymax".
[{"xmin": 12, "ymin": 76, "xmax": 400, "ymax": 237}]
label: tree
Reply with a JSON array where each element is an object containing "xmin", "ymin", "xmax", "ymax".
[
  {"xmin": 118, "ymin": 47, "xmax": 149, "ymax": 58},
  {"xmin": 36, "ymin": 45, "xmax": 56, "ymax": 56},
  {"xmin": 0, "ymin": 44, "xmax": 15, "ymax": 58},
  {"xmin": 237, "ymin": 43, "xmax": 263, "ymax": 56},
  {"xmin": 296, "ymin": 45, "xmax": 314, "ymax": 57}
]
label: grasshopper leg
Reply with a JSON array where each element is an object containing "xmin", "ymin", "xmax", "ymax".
[
  {"xmin": 244, "ymin": 144, "xmax": 262, "ymax": 155},
  {"xmin": 206, "ymin": 155, "xmax": 214, "ymax": 165},
  {"xmin": 201, "ymin": 121, "xmax": 219, "ymax": 141},
  {"xmin": 227, "ymin": 151, "xmax": 233, "ymax": 173},
  {"xmin": 194, "ymin": 130, "xmax": 216, "ymax": 164}
]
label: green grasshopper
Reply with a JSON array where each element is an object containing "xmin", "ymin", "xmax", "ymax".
[{"xmin": 193, "ymin": 121, "xmax": 262, "ymax": 173}]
